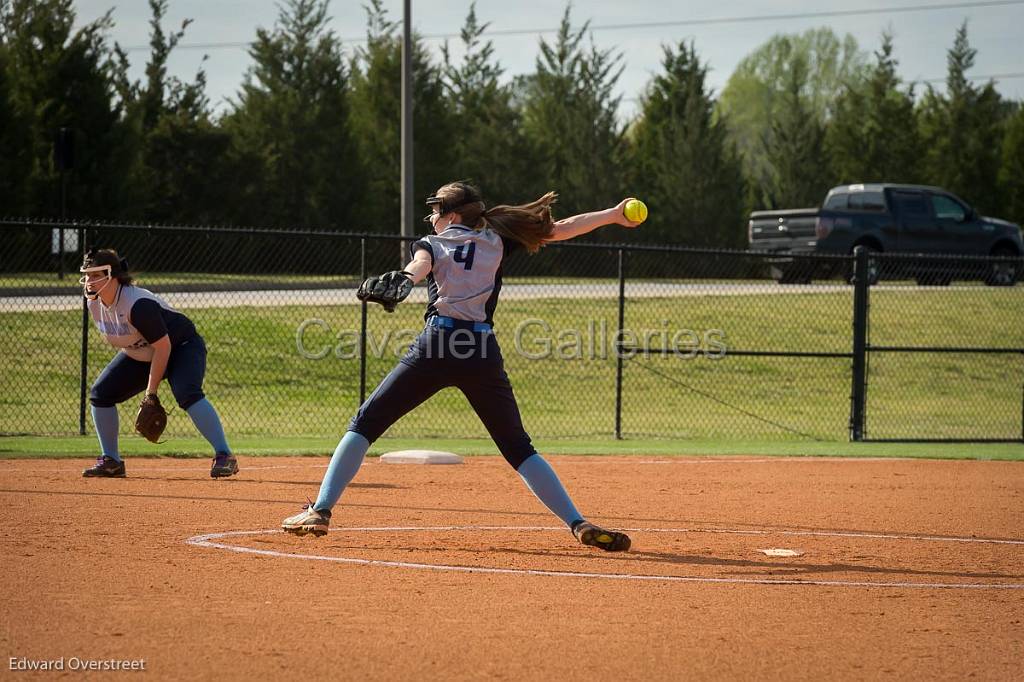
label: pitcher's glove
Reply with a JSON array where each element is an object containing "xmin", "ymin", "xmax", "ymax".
[
  {"xmin": 135, "ymin": 393, "xmax": 167, "ymax": 443},
  {"xmin": 357, "ymin": 270, "xmax": 414, "ymax": 313}
]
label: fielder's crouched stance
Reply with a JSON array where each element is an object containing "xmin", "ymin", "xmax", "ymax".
[
  {"xmin": 283, "ymin": 182, "xmax": 641, "ymax": 551},
  {"xmin": 79, "ymin": 249, "xmax": 238, "ymax": 479}
]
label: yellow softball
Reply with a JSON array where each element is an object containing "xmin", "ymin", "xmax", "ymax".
[{"xmin": 624, "ymin": 198, "xmax": 648, "ymax": 223}]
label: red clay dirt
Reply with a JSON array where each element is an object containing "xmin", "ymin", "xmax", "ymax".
[{"xmin": 1, "ymin": 455, "xmax": 1022, "ymax": 680}]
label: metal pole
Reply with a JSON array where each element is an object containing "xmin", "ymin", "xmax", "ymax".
[
  {"xmin": 399, "ymin": 0, "xmax": 414, "ymax": 267},
  {"xmin": 78, "ymin": 227, "xmax": 89, "ymax": 435},
  {"xmin": 849, "ymin": 246, "xmax": 870, "ymax": 441},
  {"xmin": 614, "ymin": 248, "xmax": 626, "ymax": 439},
  {"xmin": 359, "ymin": 237, "xmax": 368, "ymax": 406},
  {"xmin": 58, "ymin": 171, "xmax": 66, "ymax": 280}
]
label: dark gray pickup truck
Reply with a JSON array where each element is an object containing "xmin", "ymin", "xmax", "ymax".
[{"xmin": 748, "ymin": 183, "xmax": 1023, "ymax": 285}]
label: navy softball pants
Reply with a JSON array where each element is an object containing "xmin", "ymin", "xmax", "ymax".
[
  {"xmin": 349, "ymin": 326, "xmax": 535, "ymax": 469},
  {"xmin": 90, "ymin": 335, "xmax": 208, "ymax": 410}
]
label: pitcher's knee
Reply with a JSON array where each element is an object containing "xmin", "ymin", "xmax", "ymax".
[
  {"xmin": 348, "ymin": 389, "xmax": 410, "ymax": 443},
  {"xmin": 501, "ymin": 439, "xmax": 537, "ymax": 470},
  {"xmin": 348, "ymin": 412, "xmax": 386, "ymax": 444},
  {"xmin": 345, "ymin": 426, "xmax": 377, "ymax": 446}
]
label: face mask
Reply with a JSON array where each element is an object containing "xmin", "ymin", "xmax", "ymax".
[
  {"xmin": 79, "ymin": 265, "xmax": 114, "ymax": 300},
  {"xmin": 425, "ymin": 192, "xmax": 450, "ymax": 230}
]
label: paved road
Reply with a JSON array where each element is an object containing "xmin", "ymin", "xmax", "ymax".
[{"xmin": 0, "ymin": 281, "xmax": 972, "ymax": 313}]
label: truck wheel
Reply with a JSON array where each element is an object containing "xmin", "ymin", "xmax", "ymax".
[{"xmin": 985, "ymin": 247, "xmax": 1020, "ymax": 286}]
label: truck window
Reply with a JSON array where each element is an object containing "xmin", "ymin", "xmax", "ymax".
[
  {"xmin": 864, "ymin": 191, "xmax": 886, "ymax": 211},
  {"xmin": 891, "ymin": 191, "xmax": 930, "ymax": 216},
  {"xmin": 931, "ymin": 194, "xmax": 966, "ymax": 221},
  {"xmin": 824, "ymin": 192, "xmax": 848, "ymax": 209},
  {"xmin": 849, "ymin": 191, "xmax": 886, "ymax": 212}
]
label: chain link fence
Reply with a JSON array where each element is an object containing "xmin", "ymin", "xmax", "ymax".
[
  {"xmin": 617, "ymin": 248, "xmax": 856, "ymax": 441},
  {"xmin": 862, "ymin": 251, "xmax": 1024, "ymax": 441},
  {"xmin": 1, "ymin": 221, "xmax": 1021, "ymax": 443}
]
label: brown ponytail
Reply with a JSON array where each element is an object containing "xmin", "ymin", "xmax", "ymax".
[
  {"xmin": 479, "ymin": 192, "xmax": 557, "ymax": 254},
  {"xmin": 429, "ymin": 181, "xmax": 557, "ymax": 254}
]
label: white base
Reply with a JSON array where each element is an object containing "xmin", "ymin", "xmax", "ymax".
[
  {"xmin": 759, "ymin": 548, "xmax": 804, "ymax": 557},
  {"xmin": 379, "ymin": 450, "xmax": 464, "ymax": 465}
]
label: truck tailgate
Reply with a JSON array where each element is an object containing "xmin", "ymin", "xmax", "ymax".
[{"xmin": 749, "ymin": 208, "xmax": 819, "ymax": 251}]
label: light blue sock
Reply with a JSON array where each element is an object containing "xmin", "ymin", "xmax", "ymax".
[
  {"xmin": 315, "ymin": 431, "xmax": 370, "ymax": 511},
  {"xmin": 516, "ymin": 453, "xmax": 583, "ymax": 528},
  {"xmin": 186, "ymin": 398, "xmax": 231, "ymax": 454},
  {"xmin": 91, "ymin": 405, "xmax": 121, "ymax": 462}
]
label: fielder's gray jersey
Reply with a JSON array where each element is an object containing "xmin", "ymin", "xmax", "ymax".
[
  {"xmin": 411, "ymin": 225, "xmax": 518, "ymax": 325},
  {"xmin": 87, "ymin": 285, "xmax": 187, "ymax": 362}
]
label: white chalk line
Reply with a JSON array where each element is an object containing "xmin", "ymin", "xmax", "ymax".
[
  {"xmin": 185, "ymin": 525, "xmax": 1024, "ymax": 590},
  {"xmin": 633, "ymin": 526, "xmax": 1024, "ymax": 545},
  {"xmin": 1, "ymin": 456, "xmax": 937, "ymax": 475},
  {"xmin": 0, "ymin": 463, "xmax": 333, "ymax": 474}
]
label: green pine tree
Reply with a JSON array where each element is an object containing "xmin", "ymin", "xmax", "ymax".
[
  {"xmin": 519, "ymin": 4, "xmax": 625, "ymax": 218},
  {"xmin": 827, "ymin": 32, "xmax": 920, "ymax": 185},
  {"xmin": 141, "ymin": 72, "xmax": 239, "ymax": 224},
  {"xmin": 440, "ymin": 3, "xmax": 533, "ymax": 204},
  {"xmin": 720, "ymin": 28, "xmax": 867, "ymax": 203},
  {"xmin": 758, "ymin": 50, "xmax": 832, "ymax": 209},
  {"xmin": 0, "ymin": 33, "xmax": 32, "ymax": 213},
  {"xmin": 627, "ymin": 41, "xmax": 746, "ymax": 246},
  {"xmin": 347, "ymin": 0, "xmax": 457, "ymax": 232},
  {"xmin": 1, "ymin": 0, "xmax": 129, "ymax": 217},
  {"xmin": 917, "ymin": 22, "xmax": 1004, "ymax": 213},
  {"xmin": 998, "ymin": 103, "xmax": 1024, "ymax": 226},
  {"xmin": 224, "ymin": 0, "xmax": 361, "ymax": 229},
  {"xmin": 108, "ymin": 0, "xmax": 237, "ymax": 223}
]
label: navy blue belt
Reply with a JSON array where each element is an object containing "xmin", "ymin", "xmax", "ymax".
[{"xmin": 427, "ymin": 315, "xmax": 492, "ymax": 333}]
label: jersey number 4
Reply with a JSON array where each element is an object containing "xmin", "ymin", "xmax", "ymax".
[{"xmin": 453, "ymin": 243, "xmax": 476, "ymax": 270}]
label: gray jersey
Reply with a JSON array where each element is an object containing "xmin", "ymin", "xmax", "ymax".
[
  {"xmin": 411, "ymin": 225, "xmax": 516, "ymax": 325},
  {"xmin": 87, "ymin": 285, "xmax": 182, "ymax": 362}
]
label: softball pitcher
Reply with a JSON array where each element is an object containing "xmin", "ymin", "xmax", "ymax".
[
  {"xmin": 79, "ymin": 249, "xmax": 238, "ymax": 479},
  {"xmin": 283, "ymin": 182, "xmax": 641, "ymax": 551}
]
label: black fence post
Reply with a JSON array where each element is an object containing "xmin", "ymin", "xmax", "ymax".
[
  {"xmin": 359, "ymin": 237, "xmax": 368, "ymax": 406},
  {"xmin": 614, "ymin": 248, "xmax": 626, "ymax": 440},
  {"xmin": 78, "ymin": 227, "xmax": 88, "ymax": 435},
  {"xmin": 55, "ymin": 127, "xmax": 73, "ymax": 280},
  {"xmin": 57, "ymin": 212, "xmax": 65, "ymax": 280},
  {"xmin": 849, "ymin": 245, "xmax": 870, "ymax": 441}
]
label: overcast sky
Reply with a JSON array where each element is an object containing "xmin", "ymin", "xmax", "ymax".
[{"xmin": 73, "ymin": 0, "xmax": 1024, "ymax": 120}]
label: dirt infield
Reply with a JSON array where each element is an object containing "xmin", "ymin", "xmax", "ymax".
[{"xmin": 2, "ymin": 455, "xmax": 1022, "ymax": 680}]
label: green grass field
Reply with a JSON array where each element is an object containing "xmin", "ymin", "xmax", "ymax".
[
  {"xmin": 0, "ymin": 272, "xmax": 620, "ymax": 292},
  {"xmin": 2, "ymin": 281, "xmax": 1021, "ymax": 444},
  {"xmin": 2, "ymin": 435, "xmax": 1021, "ymax": 460}
]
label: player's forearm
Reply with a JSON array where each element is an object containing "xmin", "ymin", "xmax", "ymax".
[
  {"xmin": 547, "ymin": 208, "xmax": 619, "ymax": 242},
  {"xmin": 147, "ymin": 337, "xmax": 171, "ymax": 394},
  {"xmin": 404, "ymin": 253, "xmax": 432, "ymax": 284}
]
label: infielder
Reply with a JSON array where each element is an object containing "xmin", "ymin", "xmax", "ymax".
[
  {"xmin": 283, "ymin": 182, "xmax": 640, "ymax": 551},
  {"xmin": 79, "ymin": 249, "xmax": 238, "ymax": 479}
]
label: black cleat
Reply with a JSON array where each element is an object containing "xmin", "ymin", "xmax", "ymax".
[
  {"xmin": 210, "ymin": 452, "xmax": 239, "ymax": 478},
  {"xmin": 573, "ymin": 520, "xmax": 631, "ymax": 552},
  {"xmin": 82, "ymin": 456, "xmax": 126, "ymax": 478}
]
